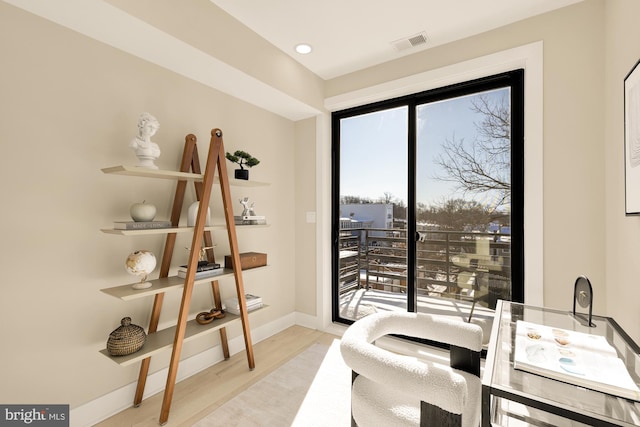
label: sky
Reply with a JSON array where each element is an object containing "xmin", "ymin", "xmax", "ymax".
[{"xmin": 339, "ymin": 88, "xmax": 509, "ymax": 209}]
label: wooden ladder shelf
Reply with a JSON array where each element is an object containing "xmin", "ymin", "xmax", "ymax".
[{"xmin": 116, "ymin": 129, "xmax": 255, "ymax": 425}]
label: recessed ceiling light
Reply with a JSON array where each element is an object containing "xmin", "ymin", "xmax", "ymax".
[{"xmin": 295, "ymin": 43, "xmax": 312, "ymax": 54}]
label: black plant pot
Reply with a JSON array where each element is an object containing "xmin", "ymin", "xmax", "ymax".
[{"xmin": 235, "ymin": 169, "xmax": 249, "ymax": 180}]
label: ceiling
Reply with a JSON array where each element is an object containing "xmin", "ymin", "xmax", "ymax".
[
  {"xmin": 3, "ymin": 0, "xmax": 583, "ymax": 120},
  {"xmin": 211, "ymin": 0, "xmax": 583, "ymax": 80}
]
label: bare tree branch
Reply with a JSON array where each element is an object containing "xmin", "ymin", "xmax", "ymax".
[{"xmin": 432, "ymin": 92, "xmax": 511, "ymax": 209}]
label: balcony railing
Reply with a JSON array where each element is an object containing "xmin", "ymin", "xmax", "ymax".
[{"xmin": 338, "ymin": 227, "xmax": 512, "ymax": 308}]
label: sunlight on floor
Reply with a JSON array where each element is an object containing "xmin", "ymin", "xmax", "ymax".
[{"xmin": 292, "ymin": 339, "xmax": 352, "ymax": 426}]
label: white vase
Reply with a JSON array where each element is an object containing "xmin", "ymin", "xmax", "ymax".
[{"xmin": 187, "ymin": 202, "xmax": 211, "ymax": 227}]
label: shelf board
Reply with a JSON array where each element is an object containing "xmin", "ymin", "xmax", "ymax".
[
  {"xmin": 101, "ymin": 270, "xmax": 231, "ymax": 300},
  {"xmin": 100, "ymin": 313, "xmax": 237, "ymax": 366},
  {"xmin": 102, "ymin": 165, "xmax": 202, "ymax": 181},
  {"xmin": 101, "ymin": 225, "xmax": 226, "ymax": 236},
  {"xmin": 101, "ymin": 267, "xmax": 266, "ymax": 301},
  {"xmin": 102, "ymin": 165, "xmax": 269, "ymax": 187},
  {"xmin": 216, "ymin": 176, "xmax": 270, "ymax": 187},
  {"xmin": 100, "ymin": 306, "xmax": 265, "ymax": 366},
  {"xmin": 101, "ymin": 224, "xmax": 267, "ymax": 236}
]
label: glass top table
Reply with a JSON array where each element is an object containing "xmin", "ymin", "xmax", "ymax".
[{"xmin": 482, "ymin": 300, "xmax": 640, "ymax": 426}]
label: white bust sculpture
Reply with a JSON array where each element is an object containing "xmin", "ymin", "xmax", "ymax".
[{"xmin": 129, "ymin": 112, "xmax": 161, "ymax": 169}]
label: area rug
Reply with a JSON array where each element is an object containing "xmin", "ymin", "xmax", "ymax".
[{"xmin": 192, "ymin": 339, "xmax": 352, "ymax": 426}]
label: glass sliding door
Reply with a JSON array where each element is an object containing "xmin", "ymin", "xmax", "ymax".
[
  {"xmin": 333, "ymin": 106, "xmax": 409, "ymax": 321},
  {"xmin": 332, "ymin": 70, "xmax": 523, "ymax": 326},
  {"xmin": 415, "ymin": 87, "xmax": 515, "ymax": 322}
]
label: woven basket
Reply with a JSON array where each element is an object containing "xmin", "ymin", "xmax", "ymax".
[{"xmin": 107, "ymin": 317, "xmax": 146, "ymax": 356}]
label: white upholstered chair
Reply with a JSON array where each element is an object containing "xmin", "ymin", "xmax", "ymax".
[{"xmin": 340, "ymin": 311, "xmax": 483, "ymax": 427}]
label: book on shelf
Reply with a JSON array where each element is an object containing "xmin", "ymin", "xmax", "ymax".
[
  {"xmin": 179, "ymin": 262, "xmax": 221, "ymax": 273},
  {"xmin": 113, "ymin": 220, "xmax": 172, "ymax": 230},
  {"xmin": 234, "ymin": 215, "xmax": 267, "ymax": 225},
  {"xmin": 177, "ymin": 267, "xmax": 224, "ymax": 279},
  {"xmin": 224, "ymin": 294, "xmax": 263, "ymax": 315},
  {"xmin": 513, "ymin": 320, "xmax": 640, "ymax": 401},
  {"xmin": 177, "ymin": 262, "xmax": 223, "ymax": 279}
]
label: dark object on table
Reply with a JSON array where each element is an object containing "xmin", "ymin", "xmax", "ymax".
[{"xmin": 573, "ymin": 275, "xmax": 595, "ymax": 327}]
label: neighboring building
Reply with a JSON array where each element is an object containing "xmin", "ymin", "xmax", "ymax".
[
  {"xmin": 489, "ymin": 223, "xmax": 511, "ymax": 243},
  {"xmin": 340, "ymin": 203, "xmax": 394, "ymax": 239}
]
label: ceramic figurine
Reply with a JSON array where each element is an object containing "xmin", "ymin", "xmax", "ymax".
[
  {"xmin": 239, "ymin": 197, "xmax": 256, "ymax": 217},
  {"xmin": 187, "ymin": 201, "xmax": 211, "ymax": 227}
]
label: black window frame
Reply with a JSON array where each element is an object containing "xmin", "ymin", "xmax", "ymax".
[{"xmin": 331, "ymin": 69, "xmax": 525, "ymax": 325}]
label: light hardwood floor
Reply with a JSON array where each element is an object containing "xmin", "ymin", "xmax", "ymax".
[{"xmin": 95, "ymin": 326, "xmax": 339, "ymax": 427}]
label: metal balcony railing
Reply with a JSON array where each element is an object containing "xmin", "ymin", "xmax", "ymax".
[{"xmin": 338, "ymin": 227, "xmax": 512, "ymax": 306}]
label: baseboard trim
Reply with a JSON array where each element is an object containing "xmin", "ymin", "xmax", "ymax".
[
  {"xmin": 72, "ymin": 312, "xmax": 299, "ymax": 427},
  {"xmin": 294, "ymin": 310, "xmax": 320, "ymax": 329}
]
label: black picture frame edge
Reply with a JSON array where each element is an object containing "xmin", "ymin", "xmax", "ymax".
[{"xmin": 624, "ymin": 57, "xmax": 640, "ymax": 215}]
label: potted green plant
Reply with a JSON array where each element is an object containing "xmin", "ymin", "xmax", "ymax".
[{"xmin": 225, "ymin": 150, "xmax": 260, "ymax": 180}]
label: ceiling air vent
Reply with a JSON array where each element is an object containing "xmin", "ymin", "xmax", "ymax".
[{"xmin": 391, "ymin": 32, "xmax": 428, "ymax": 52}]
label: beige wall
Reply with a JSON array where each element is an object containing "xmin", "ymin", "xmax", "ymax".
[
  {"xmin": 326, "ymin": 0, "xmax": 609, "ymax": 317},
  {"xmin": 105, "ymin": 0, "xmax": 325, "ymax": 113},
  {"xmin": 294, "ymin": 118, "xmax": 318, "ymax": 316},
  {"xmin": 604, "ymin": 0, "xmax": 640, "ymax": 347},
  {"xmin": 3, "ymin": 0, "xmax": 640, "ymax": 418},
  {"xmin": 0, "ymin": 2, "xmax": 301, "ymax": 409},
  {"xmin": 326, "ymin": 0, "xmax": 640, "ymax": 343}
]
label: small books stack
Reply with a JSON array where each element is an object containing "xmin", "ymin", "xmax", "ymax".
[
  {"xmin": 234, "ymin": 215, "xmax": 267, "ymax": 225},
  {"xmin": 224, "ymin": 294, "xmax": 263, "ymax": 315},
  {"xmin": 114, "ymin": 220, "xmax": 172, "ymax": 230},
  {"xmin": 177, "ymin": 262, "xmax": 223, "ymax": 279}
]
